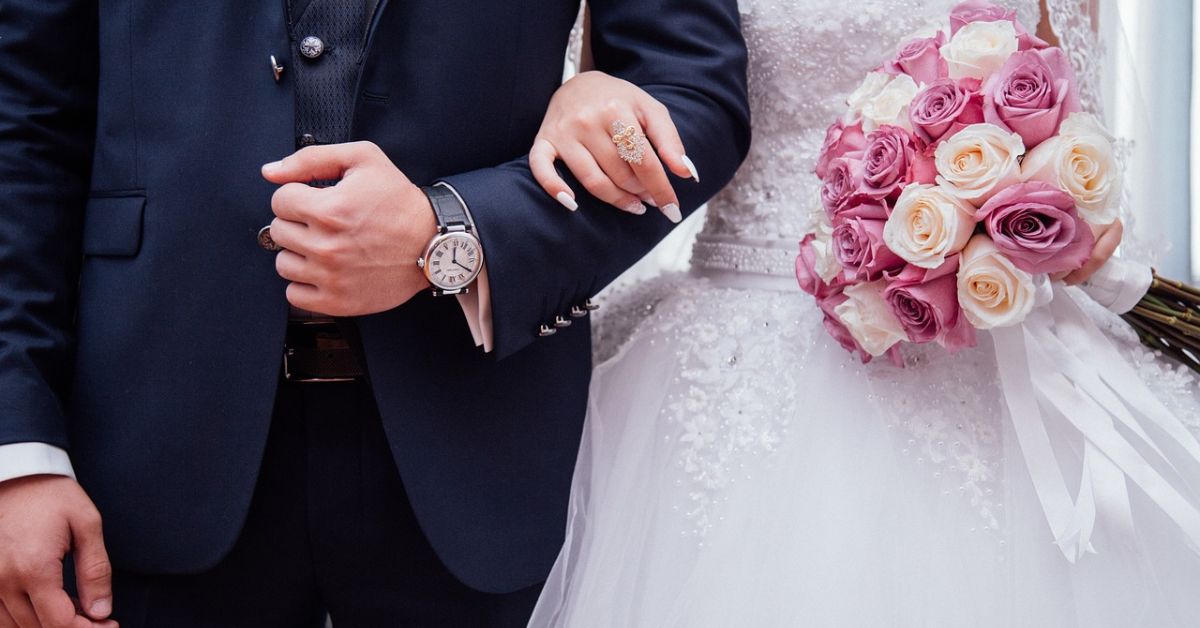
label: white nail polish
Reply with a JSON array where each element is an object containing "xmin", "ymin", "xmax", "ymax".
[
  {"xmin": 623, "ymin": 200, "xmax": 648, "ymax": 215},
  {"xmin": 681, "ymin": 155, "xmax": 700, "ymax": 183},
  {"xmin": 662, "ymin": 203, "xmax": 682, "ymax": 224},
  {"xmin": 556, "ymin": 192, "xmax": 578, "ymax": 211}
]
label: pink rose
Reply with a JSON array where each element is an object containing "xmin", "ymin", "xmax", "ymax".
[
  {"xmin": 884, "ymin": 33, "xmax": 948, "ymax": 85},
  {"xmin": 820, "ymin": 157, "xmax": 865, "ymax": 217},
  {"xmin": 816, "ymin": 119, "xmax": 867, "ymax": 179},
  {"xmin": 884, "ymin": 263, "xmax": 977, "ymax": 351},
  {"xmin": 976, "ymin": 181, "xmax": 1095, "ymax": 275},
  {"xmin": 831, "ymin": 211, "xmax": 905, "ymax": 281},
  {"xmin": 983, "ymin": 48, "xmax": 1081, "ymax": 149},
  {"xmin": 859, "ymin": 125, "xmax": 937, "ymax": 201},
  {"xmin": 949, "ymin": 0, "xmax": 1049, "ymax": 50},
  {"xmin": 797, "ymin": 234, "xmax": 844, "ymax": 299},
  {"xmin": 908, "ymin": 78, "xmax": 984, "ymax": 150}
]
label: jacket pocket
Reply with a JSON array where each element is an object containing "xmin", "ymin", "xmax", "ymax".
[{"xmin": 82, "ymin": 193, "xmax": 145, "ymax": 257}]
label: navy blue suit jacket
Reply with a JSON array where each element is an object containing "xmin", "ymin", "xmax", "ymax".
[{"xmin": 0, "ymin": 0, "xmax": 749, "ymax": 593}]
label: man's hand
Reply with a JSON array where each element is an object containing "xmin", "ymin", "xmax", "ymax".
[
  {"xmin": 0, "ymin": 476, "xmax": 117, "ymax": 628},
  {"xmin": 262, "ymin": 141, "xmax": 438, "ymax": 316}
]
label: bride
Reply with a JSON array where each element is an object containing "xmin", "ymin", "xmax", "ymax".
[{"xmin": 525, "ymin": 1, "xmax": 1200, "ymax": 626}]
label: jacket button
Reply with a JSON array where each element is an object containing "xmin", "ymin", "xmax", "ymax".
[
  {"xmin": 570, "ymin": 306, "xmax": 588, "ymax": 318},
  {"xmin": 297, "ymin": 133, "xmax": 318, "ymax": 148},
  {"xmin": 554, "ymin": 316, "xmax": 572, "ymax": 328},
  {"xmin": 299, "ymin": 35, "xmax": 325, "ymax": 59},
  {"xmin": 257, "ymin": 226, "xmax": 282, "ymax": 251},
  {"xmin": 538, "ymin": 324, "xmax": 557, "ymax": 337}
]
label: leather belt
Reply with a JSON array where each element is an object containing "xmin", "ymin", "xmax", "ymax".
[{"xmin": 283, "ymin": 321, "xmax": 366, "ymax": 383}]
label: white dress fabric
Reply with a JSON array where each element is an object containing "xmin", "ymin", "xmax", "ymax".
[{"xmin": 530, "ymin": 1, "xmax": 1200, "ymax": 626}]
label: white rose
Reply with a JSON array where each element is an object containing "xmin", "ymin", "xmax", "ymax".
[
  {"xmin": 1022, "ymin": 112, "xmax": 1121, "ymax": 225},
  {"xmin": 834, "ymin": 281, "xmax": 908, "ymax": 357},
  {"xmin": 883, "ymin": 184, "xmax": 977, "ymax": 269},
  {"xmin": 956, "ymin": 234, "xmax": 1037, "ymax": 329},
  {"xmin": 935, "ymin": 123, "xmax": 1025, "ymax": 205},
  {"xmin": 861, "ymin": 74, "xmax": 919, "ymax": 132},
  {"xmin": 940, "ymin": 20, "xmax": 1019, "ymax": 81},
  {"xmin": 809, "ymin": 211, "xmax": 843, "ymax": 283},
  {"xmin": 845, "ymin": 71, "xmax": 891, "ymax": 123}
]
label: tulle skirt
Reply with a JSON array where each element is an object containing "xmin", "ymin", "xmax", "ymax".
[{"xmin": 530, "ymin": 271, "xmax": 1200, "ymax": 628}]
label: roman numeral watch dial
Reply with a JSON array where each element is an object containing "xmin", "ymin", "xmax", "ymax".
[
  {"xmin": 427, "ymin": 234, "xmax": 480, "ymax": 288},
  {"xmin": 418, "ymin": 183, "xmax": 484, "ymax": 296}
]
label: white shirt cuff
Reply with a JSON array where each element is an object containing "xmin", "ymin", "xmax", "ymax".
[
  {"xmin": 455, "ymin": 263, "xmax": 494, "ymax": 353},
  {"xmin": 0, "ymin": 443, "xmax": 76, "ymax": 484}
]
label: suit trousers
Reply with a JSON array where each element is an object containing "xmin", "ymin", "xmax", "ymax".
[{"xmin": 106, "ymin": 378, "xmax": 543, "ymax": 627}]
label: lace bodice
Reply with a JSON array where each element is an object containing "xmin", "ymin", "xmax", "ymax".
[{"xmin": 696, "ymin": 0, "xmax": 1042, "ymax": 248}]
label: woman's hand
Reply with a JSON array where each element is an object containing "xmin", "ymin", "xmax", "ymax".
[
  {"xmin": 1056, "ymin": 219, "xmax": 1124, "ymax": 285},
  {"xmin": 530, "ymin": 71, "xmax": 700, "ymax": 223}
]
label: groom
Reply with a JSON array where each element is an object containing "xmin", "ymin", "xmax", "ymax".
[{"xmin": 0, "ymin": 0, "xmax": 748, "ymax": 626}]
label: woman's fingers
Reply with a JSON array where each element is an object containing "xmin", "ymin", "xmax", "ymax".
[
  {"xmin": 530, "ymin": 138, "xmax": 579, "ymax": 212},
  {"xmin": 637, "ymin": 94, "xmax": 698, "ymax": 183},
  {"xmin": 558, "ymin": 143, "xmax": 647, "ymax": 215},
  {"xmin": 602, "ymin": 115, "xmax": 681, "ymax": 223},
  {"xmin": 1064, "ymin": 219, "xmax": 1124, "ymax": 285}
]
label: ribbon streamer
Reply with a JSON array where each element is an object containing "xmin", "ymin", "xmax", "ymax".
[{"xmin": 992, "ymin": 283, "xmax": 1200, "ymax": 561}]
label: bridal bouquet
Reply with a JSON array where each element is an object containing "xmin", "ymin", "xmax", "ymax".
[{"xmin": 798, "ymin": 0, "xmax": 1147, "ymax": 365}]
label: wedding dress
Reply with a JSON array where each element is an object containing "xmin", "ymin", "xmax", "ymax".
[{"xmin": 530, "ymin": 1, "xmax": 1200, "ymax": 626}]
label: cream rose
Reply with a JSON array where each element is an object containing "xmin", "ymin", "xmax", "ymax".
[
  {"xmin": 883, "ymin": 184, "xmax": 977, "ymax": 269},
  {"xmin": 845, "ymin": 71, "xmax": 890, "ymax": 122},
  {"xmin": 861, "ymin": 74, "xmax": 920, "ymax": 132},
  {"xmin": 834, "ymin": 281, "xmax": 908, "ymax": 357},
  {"xmin": 1021, "ymin": 112, "xmax": 1121, "ymax": 225},
  {"xmin": 810, "ymin": 211, "xmax": 844, "ymax": 283},
  {"xmin": 956, "ymin": 234, "xmax": 1037, "ymax": 329},
  {"xmin": 934, "ymin": 123, "xmax": 1025, "ymax": 205},
  {"xmin": 940, "ymin": 20, "xmax": 1019, "ymax": 81}
]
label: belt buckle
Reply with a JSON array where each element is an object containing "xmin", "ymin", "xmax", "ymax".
[
  {"xmin": 282, "ymin": 347, "xmax": 358, "ymax": 384},
  {"xmin": 282, "ymin": 321, "xmax": 363, "ymax": 384}
]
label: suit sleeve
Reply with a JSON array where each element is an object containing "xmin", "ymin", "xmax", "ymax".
[
  {"xmin": 442, "ymin": 0, "xmax": 750, "ymax": 361},
  {"xmin": 0, "ymin": 0, "xmax": 98, "ymax": 448}
]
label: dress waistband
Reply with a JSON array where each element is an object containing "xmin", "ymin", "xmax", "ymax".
[
  {"xmin": 690, "ymin": 235, "xmax": 798, "ymax": 278},
  {"xmin": 689, "ymin": 235, "xmax": 801, "ymax": 292}
]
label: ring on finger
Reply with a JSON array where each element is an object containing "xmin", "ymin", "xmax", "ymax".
[{"xmin": 610, "ymin": 120, "xmax": 647, "ymax": 166}]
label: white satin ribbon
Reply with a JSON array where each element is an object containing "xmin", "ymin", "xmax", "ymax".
[{"xmin": 992, "ymin": 283, "xmax": 1200, "ymax": 562}]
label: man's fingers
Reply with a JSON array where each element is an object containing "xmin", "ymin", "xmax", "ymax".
[
  {"xmin": 637, "ymin": 96, "xmax": 696, "ymax": 182},
  {"xmin": 0, "ymin": 605, "xmax": 15, "ymax": 628},
  {"xmin": 275, "ymin": 249, "xmax": 319, "ymax": 286},
  {"xmin": 29, "ymin": 585, "xmax": 82, "ymax": 628},
  {"xmin": 2, "ymin": 595, "xmax": 40, "ymax": 628},
  {"xmin": 262, "ymin": 141, "xmax": 381, "ymax": 185},
  {"xmin": 69, "ymin": 510, "xmax": 112, "ymax": 622},
  {"xmin": 286, "ymin": 282, "xmax": 326, "ymax": 313},
  {"xmin": 266, "ymin": 218, "xmax": 311, "ymax": 256},
  {"xmin": 559, "ymin": 144, "xmax": 646, "ymax": 215},
  {"xmin": 530, "ymin": 138, "xmax": 578, "ymax": 212},
  {"xmin": 270, "ymin": 182, "xmax": 324, "ymax": 224}
]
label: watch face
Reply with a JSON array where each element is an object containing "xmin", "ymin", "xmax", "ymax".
[{"xmin": 425, "ymin": 233, "xmax": 482, "ymax": 290}]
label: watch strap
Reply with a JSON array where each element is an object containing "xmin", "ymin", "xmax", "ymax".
[{"xmin": 423, "ymin": 182, "xmax": 471, "ymax": 233}]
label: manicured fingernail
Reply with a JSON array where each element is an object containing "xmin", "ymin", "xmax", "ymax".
[
  {"xmin": 661, "ymin": 203, "xmax": 682, "ymax": 223},
  {"xmin": 262, "ymin": 161, "xmax": 283, "ymax": 175},
  {"xmin": 556, "ymin": 192, "xmax": 578, "ymax": 211},
  {"xmin": 90, "ymin": 598, "xmax": 111, "ymax": 617},
  {"xmin": 681, "ymin": 155, "xmax": 700, "ymax": 183},
  {"xmin": 622, "ymin": 200, "xmax": 647, "ymax": 215}
]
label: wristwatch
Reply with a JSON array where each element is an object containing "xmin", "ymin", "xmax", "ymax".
[{"xmin": 417, "ymin": 182, "xmax": 484, "ymax": 296}]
